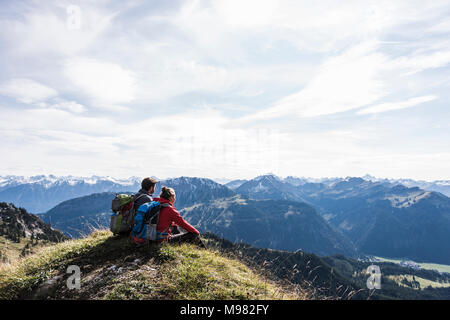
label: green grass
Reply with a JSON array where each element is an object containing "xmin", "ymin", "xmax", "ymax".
[
  {"xmin": 0, "ymin": 236, "xmax": 53, "ymax": 263},
  {"xmin": 0, "ymin": 230, "xmax": 309, "ymax": 300},
  {"xmin": 154, "ymin": 244, "xmax": 303, "ymax": 300},
  {"xmin": 387, "ymin": 275, "xmax": 450, "ymax": 290},
  {"xmin": 0, "ymin": 230, "xmax": 112, "ymax": 299},
  {"xmin": 417, "ymin": 263, "xmax": 450, "ymax": 274},
  {"xmin": 374, "ymin": 256, "xmax": 450, "ymax": 274}
]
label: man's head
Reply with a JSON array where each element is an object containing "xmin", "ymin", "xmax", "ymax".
[{"xmin": 141, "ymin": 177, "xmax": 158, "ymax": 194}]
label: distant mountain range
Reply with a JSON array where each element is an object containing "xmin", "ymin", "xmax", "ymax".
[
  {"xmin": 307, "ymin": 178, "xmax": 450, "ymax": 264},
  {"xmin": 2, "ymin": 174, "xmax": 450, "ymax": 264},
  {"xmin": 0, "ymin": 175, "xmax": 143, "ymax": 213},
  {"xmin": 233, "ymin": 175, "xmax": 306, "ymax": 201},
  {"xmin": 226, "ymin": 174, "xmax": 450, "ymax": 197},
  {"xmin": 181, "ymin": 195, "xmax": 357, "ymax": 257},
  {"xmin": 1, "ymin": 174, "xmax": 449, "ymax": 214},
  {"xmin": 41, "ymin": 192, "xmax": 116, "ymax": 238},
  {"xmin": 235, "ymin": 175, "xmax": 450, "ymax": 264},
  {"xmin": 361, "ymin": 174, "xmax": 450, "ymax": 198},
  {"xmin": 153, "ymin": 176, "xmax": 235, "ymax": 209}
]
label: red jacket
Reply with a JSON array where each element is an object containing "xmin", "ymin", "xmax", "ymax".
[{"xmin": 153, "ymin": 197, "xmax": 199, "ymax": 240}]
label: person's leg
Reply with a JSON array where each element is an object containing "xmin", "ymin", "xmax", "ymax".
[
  {"xmin": 171, "ymin": 225, "xmax": 181, "ymax": 235},
  {"xmin": 168, "ymin": 232, "xmax": 206, "ymax": 248},
  {"xmin": 168, "ymin": 232, "xmax": 196, "ymax": 243}
]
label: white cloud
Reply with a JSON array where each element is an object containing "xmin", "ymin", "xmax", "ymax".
[
  {"xmin": 0, "ymin": 78, "xmax": 58, "ymax": 104},
  {"xmin": 428, "ymin": 20, "xmax": 450, "ymax": 33},
  {"xmin": 1, "ymin": 101, "xmax": 449, "ymax": 180},
  {"xmin": 0, "ymin": 106, "xmax": 283, "ymax": 179},
  {"xmin": 0, "ymin": 78, "xmax": 86, "ymax": 114},
  {"xmin": 1, "ymin": 1, "xmax": 450, "ymax": 180},
  {"xmin": 238, "ymin": 41, "xmax": 386, "ymax": 121},
  {"xmin": 135, "ymin": 58, "xmax": 232, "ymax": 102},
  {"xmin": 63, "ymin": 57, "xmax": 137, "ymax": 108},
  {"xmin": 275, "ymin": 127, "xmax": 450, "ymax": 181},
  {"xmin": 357, "ymin": 95, "xmax": 438, "ymax": 115},
  {"xmin": 49, "ymin": 99, "xmax": 86, "ymax": 113},
  {"xmin": 237, "ymin": 37, "xmax": 450, "ymax": 122},
  {"xmin": 392, "ymin": 50, "xmax": 450, "ymax": 76},
  {"xmin": 0, "ymin": 3, "xmax": 117, "ymax": 56},
  {"xmin": 0, "ymin": 107, "xmax": 115, "ymax": 137},
  {"xmin": 212, "ymin": 0, "xmax": 279, "ymax": 28}
]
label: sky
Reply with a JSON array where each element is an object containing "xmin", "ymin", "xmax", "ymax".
[{"xmin": 0, "ymin": 0, "xmax": 450, "ymax": 181}]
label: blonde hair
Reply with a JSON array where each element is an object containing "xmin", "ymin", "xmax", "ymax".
[{"xmin": 160, "ymin": 186, "xmax": 175, "ymax": 200}]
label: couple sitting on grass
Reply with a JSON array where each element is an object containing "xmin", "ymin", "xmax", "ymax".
[{"xmin": 133, "ymin": 177, "xmax": 205, "ymax": 248}]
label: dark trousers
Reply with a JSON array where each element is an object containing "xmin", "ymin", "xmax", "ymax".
[{"xmin": 168, "ymin": 231, "xmax": 206, "ymax": 248}]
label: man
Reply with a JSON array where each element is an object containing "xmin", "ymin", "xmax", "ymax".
[{"xmin": 134, "ymin": 177, "xmax": 158, "ymax": 209}]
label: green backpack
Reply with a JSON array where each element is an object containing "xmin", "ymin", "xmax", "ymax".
[{"xmin": 110, "ymin": 194, "xmax": 146, "ymax": 235}]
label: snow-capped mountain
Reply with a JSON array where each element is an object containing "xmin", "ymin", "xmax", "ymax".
[
  {"xmin": 283, "ymin": 176, "xmax": 343, "ymax": 186},
  {"xmin": 235, "ymin": 174, "xmax": 306, "ymax": 201},
  {"xmin": 361, "ymin": 174, "xmax": 450, "ymax": 197},
  {"xmin": 225, "ymin": 179, "xmax": 248, "ymax": 190},
  {"xmin": 0, "ymin": 175, "xmax": 144, "ymax": 213},
  {"xmin": 280, "ymin": 174, "xmax": 450, "ymax": 196},
  {"xmin": 0, "ymin": 175, "xmax": 143, "ymax": 189}
]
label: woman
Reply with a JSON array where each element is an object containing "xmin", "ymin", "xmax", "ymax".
[{"xmin": 153, "ymin": 186, "xmax": 206, "ymax": 248}]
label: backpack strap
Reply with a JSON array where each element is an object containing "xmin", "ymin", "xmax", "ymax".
[
  {"xmin": 132, "ymin": 193, "xmax": 149, "ymax": 207},
  {"xmin": 134, "ymin": 193, "xmax": 148, "ymax": 201}
]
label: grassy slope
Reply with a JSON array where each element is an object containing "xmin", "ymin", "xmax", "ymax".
[
  {"xmin": 0, "ymin": 230, "xmax": 309, "ymax": 300},
  {"xmin": 387, "ymin": 275, "xmax": 450, "ymax": 290},
  {"xmin": 374, "ymin": 256, "xmax": 450, "ymax": 274},
  {"xmin": 0, "ymin": 236, "xmax": 54, "ymax": 263}
]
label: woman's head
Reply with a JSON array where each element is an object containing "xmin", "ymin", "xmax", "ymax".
[{"xmin": 160, "ymin": 186, "xmax": 176, "ymax": 203}]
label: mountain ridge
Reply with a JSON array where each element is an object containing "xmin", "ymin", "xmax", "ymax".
[
  {"xmin": 2, "ymin": 173, "xmax": 449, "ymax": 213},
  {"xmin": 0, "ymin": 202, "xmax": 67, "ymax": 262},
  {"xmin": 181, "ymin": 195, "xmax": 357, "ymax": 257},
  {"xmin": 236, "ymin": 175, "xmax": 450, "ymax": 264}
]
